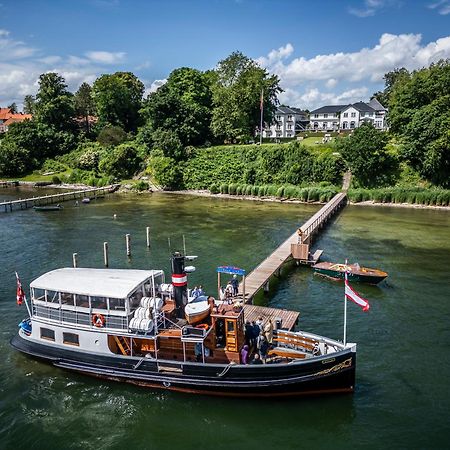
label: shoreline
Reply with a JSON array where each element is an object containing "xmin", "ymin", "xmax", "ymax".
[{"xmin": 5, "ymin": 182, "xmax": 450, "ymax": 211}]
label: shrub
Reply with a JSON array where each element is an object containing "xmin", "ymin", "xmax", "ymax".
[
  {"xmin": 132, "ymin": 180, "xmax": 150, "ymax": 191},
  {"xmin": 284, "ymin": 185, "xmax": 296, "ymax": 198},
  {"xmin": 228, "ymin": 183, "xmax": 237, "ymax": 195},
  {"xmin": 258, "ymin": 185, "xmax": 266, "ymax": 197},
  {"xmin": 307, "ymin": 188, "xmax": 320, "ymax": 202},
  {"xmin": 251, "ymin": 185, "xmax": 259, "ymax": 196},
  {"xmin": 209, "ymin": 183, "xmax": 219, "ymax": 194},
  {"xmin": 220, "ymin": 183, "xmax": 228, "ymax": 194},
  {"xmin": 276, "ymin": 186, "xmax": 285, "ymax": 198},
  {"xmin": 245, "ymin": 185, "xmax": 253, "ymax": 195},
  {"xmin": 51, "ymin": 175, "xmax": 61, "ymax": 185},
  {"xmin": 266, "ymin": 185, "xmax": 278, "ymax": 197}
]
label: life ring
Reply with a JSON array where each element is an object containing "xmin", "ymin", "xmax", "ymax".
[
  {"xmin": 92, "ymin": 313, "xmax": 105, "ymax": 328},
  {"xmin": 196, "ymin": 323, "xmax": 209, "ymax": 331}
]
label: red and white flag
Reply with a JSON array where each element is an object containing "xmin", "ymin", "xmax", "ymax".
[
  {"xmin": 15, "ymin": 272, "xmax": 26, "ymax": 306},
  {"xmin": 345, "ymin": 279, "xmax": 370, "ymax": 312}
]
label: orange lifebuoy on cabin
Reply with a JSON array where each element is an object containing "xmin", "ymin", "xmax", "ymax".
[
  {"xmin": 92, "ymin": 313, "xmax": 105, "ymax": 328},
  {"xmin": 196, "ymin": 323, "xmax": 209, "ymax": 331}
]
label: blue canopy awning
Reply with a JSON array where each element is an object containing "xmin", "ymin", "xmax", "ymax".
[{"xmin": 216, "ymin": 266, "xmax": 246, "ymax": 276}]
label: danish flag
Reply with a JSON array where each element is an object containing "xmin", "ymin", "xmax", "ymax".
[{"xmin": 15, "ymin": 272, "xmax": 26, "ymax": 306}]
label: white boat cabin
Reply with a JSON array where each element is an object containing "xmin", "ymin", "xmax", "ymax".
[{"xmin": 30, "ymin": 268, "xmax": 165, "ymax": 331}]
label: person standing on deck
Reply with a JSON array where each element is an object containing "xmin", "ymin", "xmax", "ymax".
[
  {"xmin": 240, "ymin": 345, "xmax": 249, "ymax": 364},
  {"xmin": 264, "ymin": 319, "xmax": 274, "ymax": 345},
  {"xmin": 231, "ymin": 274, "xmax": 239, "ymax": 296}
]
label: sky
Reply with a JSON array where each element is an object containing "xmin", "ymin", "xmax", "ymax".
[{"xmin": 1, "ymin": 0, "xmax": 450, "ymax": 110}]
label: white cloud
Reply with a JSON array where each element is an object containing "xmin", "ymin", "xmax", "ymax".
[
  {"xmin": 348, "ymin": 0, "xmax": 401, "ymax": 17},
  {"xmin": 144, "ymin": 79, "xmax": 167, "ymax": 97},
  {"xmin": 258, "ymin": 33, "xmax": 450, "ymax": 109},
  {"xmin": 428, "ymin": 0, "xmax": 450, "ymax": 14},
  {"xmin": 85, "ymin": 51, "xmax": 126, "ymax": 64},
  {"xmin": 0, "ymin": 30, "xmax": 37, "ymax": 61}
]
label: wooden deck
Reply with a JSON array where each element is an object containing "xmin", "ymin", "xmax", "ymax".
[
  {"xmin": 240, "ymin": 192, "xmax": 347, "ymax": 302},
  {"xmin": 0, "ymin": 184, "xmax": 120, "ymax": 212},
  {"xmin": 242, "ymin": 304, "xmax": 299, "ymax": 331}
]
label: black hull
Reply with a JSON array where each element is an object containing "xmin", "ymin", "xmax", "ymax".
[{"xmin": 11, "ymin": 333, "xmax": 356, "ymax": 398}]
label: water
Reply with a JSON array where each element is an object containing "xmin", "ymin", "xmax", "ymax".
[{"xmin": 1, "ymin": 189, "xmax": 449, "ymax": 449}]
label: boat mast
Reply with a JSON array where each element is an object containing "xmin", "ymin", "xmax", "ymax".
[{"xmin": 343, "ymin": 259, "xmax": 348, "ymax": 346}]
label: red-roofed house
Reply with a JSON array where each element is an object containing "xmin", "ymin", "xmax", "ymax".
[{"xmin": 0, "ymin": 107, "xmax": 32, "ymax": 133}]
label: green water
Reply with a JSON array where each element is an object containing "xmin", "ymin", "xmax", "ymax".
[{"xmin": 1, "ymin": 189, "xmax": 449, "ymax": 449}]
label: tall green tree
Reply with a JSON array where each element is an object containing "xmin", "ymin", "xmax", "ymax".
[
  {"xmin": 388, "ymin": 60, "xmax": 450, "ymax": 187},
  {"xmin": 210, "ymin": 51, "xmax": 282, "ymax": 143},
  {"xmin": 336, "ymin": 123, "xmax": 396, "ymax": 188},
  {"xmin": 372, "ymin": 68, "xmax": 410, "ymax": 108},
  {"xmin": 141, "ymin": 67, "xmax": 213, "ymax": 148},
  {"xmin": 92, "ymin": 72, "xmax": 144, "ymax": 132},
  {"xmin": 34, "ymin": 73, "xmax": 75, "ymax": 131},
  {"xmin": 7, "ymin": 102, "xmax": 18, "ymax": 114},
  {"xmin": 74, "ymin": 82, "xmax": 95, "ymax": 133},
  {"xmin": 23, "ymin": 95, "xmax": 35, "ymax": 114}
]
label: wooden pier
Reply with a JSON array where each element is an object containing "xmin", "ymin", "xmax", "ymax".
[
  {"xmin": 0, "ymin": 181, "xmax": 19, "ymax": 188},
  {"xmin": 0, "ymin": 184, "xmax": 120, "ymax": 212},
  {"xmin": 240, "ymin": 192, "xmax": 347, "ymax": 302},
  {"xmin": 243, "ymin": 304, "xmax": 299, "ymax": 331}
]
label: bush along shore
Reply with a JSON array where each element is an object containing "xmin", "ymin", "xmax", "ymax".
[{"xmin": 171, "ymin": 183, "xmax": 450, "ymax": 208}]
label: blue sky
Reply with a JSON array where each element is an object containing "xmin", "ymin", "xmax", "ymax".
[{"xmin": 1, "ymin": 0, "xmax": 449, "ymax": 109}]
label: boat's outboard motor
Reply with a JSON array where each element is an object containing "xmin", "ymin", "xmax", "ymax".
[{"xmin": 171, "ymin": 252, "xmax": 188, "ymax": 318}]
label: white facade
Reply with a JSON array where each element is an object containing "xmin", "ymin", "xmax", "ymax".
[
  {"xmin": 310, "ymin": 112, "xmax": 340, "ymax": 131},
  {"xmin": 264, "ymin": 107, "xmax": 308, "ymax": 138}
]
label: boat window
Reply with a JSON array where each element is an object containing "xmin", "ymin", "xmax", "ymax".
[
  {"xmin": 129, "ymin": 290, "xmax": 142, "ymax": 310},
  {"xmin": 46, "ymin": 290, "xmax": 60, "ymax": 304},
  {"xmin": 109, "ymin": 298, "xmax": 125, "ymax": 311},
  {"xmin": 90, "ymin": 296, "xmax": 107, "ymax": 310},
  {"xmin": 33, "ymin": 288, "xmax": 45, "ymax": 301},
  {"xmin": 226, "ymin": 320, "xmax": 235, "ymax": 333},
  {"xmin": 63, "ymin": 332, "xmax": 79, "ymax": 346},
  {"xmin": 40, "ymin": 327, "xmax": 55, "ymax": 341},
  {"xmin": 143, "ymin": 281, "xmax": 153, "ymax": 297},
  {"xmin": 75, "ymin": 294, "xmax": 89, "ymax": 308},
  {"xmin": 61, "ymin": 292, "xmax": 75, "ymax": 306}
]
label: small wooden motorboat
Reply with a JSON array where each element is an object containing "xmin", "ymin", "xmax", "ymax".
[
  {"xmin": 185, "ymin": 295, "xmax": 211, "ymax": 324},
  {"xmin": 81, "ymin": 198, "xmax": 90, "ymax": 204},
  {"xmin": 33, "ymin": 205, "xmax": 63, "ymax": 211},
  {"xmin": 313, "ymin": 262, "xmax": 388, "ymax": 284}
]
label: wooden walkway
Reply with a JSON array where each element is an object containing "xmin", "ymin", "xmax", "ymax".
[
  {"xmin": 0, "ymin": 184, "xmax": 120, "ymax": 212},
  {"xmin": 240, "ymin": 192, "xmax": 347, "ymax": 302},
  {"xmin": 243, "ymin": 304, "xmax": 299, "ymax": 331},
  {"xmin": 0, "ymin": 181, "xmax": 19, "ymax": 188}
]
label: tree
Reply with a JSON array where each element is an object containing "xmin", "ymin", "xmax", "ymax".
[
  {"xmin": 151, "ymin": 128, "xmax": 184, "ymax": 160},
  {"xmin": 141, "ymin": 67, "xmax": 214, "ymax": 148},
  {"xmin": 92, "ymin": 72, "xmax": 144, "ymax": 132},
  {"xmin": 7, "ymin": 102, "xmax": 18, "ymax": 114},
  {"xmin": 34, "ymin": 73, "xmax": 75, "ymax": 131},
  {"xmin": 97, "ymin": 125, "xmax": 128, "ymax": 147},
  {"xmin": 0, "ymin": 141, "xmax": 31, "ymax": 176},
  {"xmin": 388, "ymin": 60, "xmax": 450, "ymax": 187},
  {"xmin": 74, "ymin": 82, "xmax": 95, "ymax": 133},
  {"xmin": 336, "ymin": 123, "xmax": 396, "ymax": 187},
  {"xmin": 372, "ymin": 68, "xmax": 410, "ymax": 108},
  {"xmin": 23, "ymin": 95, "xmax": 35, "ymax": 114},
  {"xmin": 148, "ymin": 151, "xmax": 182, "ymax": 189},
  {"xmin": 98, "ymin": 142, "xmax": 142, "ymax": 179},
  {"xmin": 210, "ymin": 51, "xmax": 282, "ymax": 143}
]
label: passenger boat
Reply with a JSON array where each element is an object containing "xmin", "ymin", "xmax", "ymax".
[
  {"xmin": 313, "ymin": 262, "xmax": 388, "ymax": 284},
  {"xmin": 11, "ymin": 253, "xmax": 357, "ymax": 397},
  {"xmin": 33, "ymin": 204, "xmax": 63, "ymax": 211}
]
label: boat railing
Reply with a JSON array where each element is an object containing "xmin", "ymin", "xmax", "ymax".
[
  {"xmin": 273, "ymin": 329, "xmax": 344, "ymax": 354},
  {"xmin": 33, "ymin": 304, "xmax": 129, "ymax": 330}
]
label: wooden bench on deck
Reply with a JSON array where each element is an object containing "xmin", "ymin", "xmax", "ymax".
[{"xmin": 268, "ymin": 347, "xmax": 307, "ymax": 359}]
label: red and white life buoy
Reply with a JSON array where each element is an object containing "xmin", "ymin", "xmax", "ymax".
[{"xmin": 92, "ymin": 313, "xmax": 105, "ymax": 328}]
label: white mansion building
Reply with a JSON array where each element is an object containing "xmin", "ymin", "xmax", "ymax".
[
  {"xmin": 309, "ymin": 98, "xmax": 387, "ymax": 131},
  {"xmin": 263, "ymin": 106, "xmax": 309, "ymax": 139}
]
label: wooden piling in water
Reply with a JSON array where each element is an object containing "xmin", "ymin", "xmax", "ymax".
[
  {"xmin": 146, "ymin": 227, "xmax": 150, "ymax": 248},
  {"xmin": 72, "ymin": 253, "xmax": 78, "ymax": 268},
  {"xmin": 126, "ymin": 234, "xmax": 131, "ymax": 257},
  {"xmin": 103, "ymin": 242, "xmax": 109, "ymax": 267}
]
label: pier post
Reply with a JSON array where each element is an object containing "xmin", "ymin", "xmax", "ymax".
[
  {"xmin": 103, "ymin": 242, "xmax": 109, "ymax": 267},
  {"xmin": 72, "ymin": 253, "xmax": 78, "ymax": 268},
  {"xmin": 126, "ymin": 234, "xmax": 131, "ymax": 257},
  {"xmin": 264, "ymin": 281, "xmax": 270, "ymax": 292},
  {"xmin": 146, "ymin": 227, "xmax": 150, "ymax": 248}
]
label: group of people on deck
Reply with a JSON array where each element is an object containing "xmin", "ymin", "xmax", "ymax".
[
  {"xmin": 219, "ymin": 275, "xmax": 239, "ymax": 302},
  {"xmin": 241, "ymin": 316, "xmax": 274, "ymax": 365},
  {"xmin": 191, "ymin": 285, "xmax": 204, "ymax": 298}
]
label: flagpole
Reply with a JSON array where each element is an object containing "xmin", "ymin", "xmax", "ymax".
[
  {"xmin": 343, "ymin": 259, "xmax": 348, "ymax": 346},
  {"xmin": 259, "ymin": 88, "xmax": 263, "ymax": 145}
]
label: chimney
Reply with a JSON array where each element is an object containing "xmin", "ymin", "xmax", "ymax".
[{"xmin": 171, "ymin": 252, "xmax": 188, "ymax": 319}]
